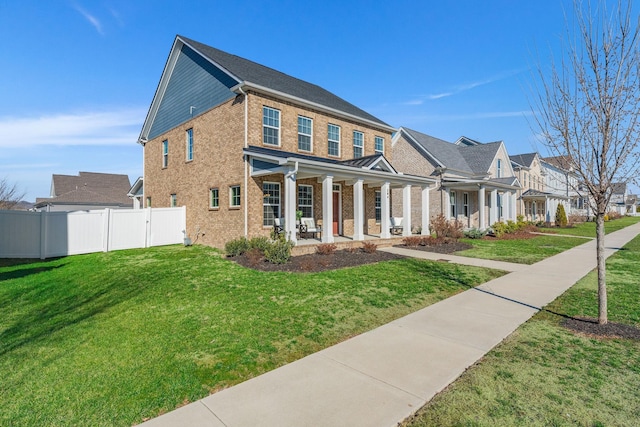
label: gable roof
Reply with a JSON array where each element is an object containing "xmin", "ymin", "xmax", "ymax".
[
  {"xmin": 140, "ymin": 36, "xmax": 393, "ymax": 141},
  {"xmin": 399, "ymin": 127, "xmax": 504, "ymax": 176},
  {"xmin": 509, "ymin": 153, "xmax": 538, "ymax": 168},
  {"xmin": 37, "ymin": 172, "xmax": 132, "ymax": 207}
]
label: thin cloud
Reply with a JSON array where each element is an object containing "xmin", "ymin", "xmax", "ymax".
[
  {"xmin": 0, "ymin": 108, "xmax": 147, "ymax": 148},
  {"xmin": 421, "ymin": 68, "xmax": 529, "ymax": 101},
  {"xmin": 72, "ymin": 4, "xmax": 105, "ymax": 35}
]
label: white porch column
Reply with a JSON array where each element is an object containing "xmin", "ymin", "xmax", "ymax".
[
  {"xmin": 353, "ymin": 179, "xmax": 364, "ymax": 241},
  {"xmin": 380, "ymin": 181, "xmax": 391, "ymax": 239},
  {"xmin": 421, "ymin": 186, "xmax": 430, "ymax": 235},
  {"xmin": 321, "ymin": 175, "xmax": 334, "ymax": 243},
  {"xmin": 503, "ymin": 191, "xmax": 510, "ymax": 221},
  {"xmin": 284, "ymin": 170, "xmax": 297, "ymax": 243},
  {"xmin": 511, "ymin": 192, "xmax": 517, "ymax": 220},
  {"xmin": 402, "ymin": 184, "xmax": 412, "ymax": 236},
  {"xmin": 443, "ymin": 187, "xmax": 451, "ymax": 220},
  {"xmin": 478, "ymin": 185, "xmax": 486, "ymax": 229},
  {"xmin": 489, "ymin": 188, "xmax": 498, "ymax": 225}
]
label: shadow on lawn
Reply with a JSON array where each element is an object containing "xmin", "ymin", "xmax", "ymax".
[
  {"xmin": 0, "ymin": 272, "xmax": 146, "ymax": 356},
  {"xmin": 0, "ymin": 261, "xmax": 66, "ymax": 282}
]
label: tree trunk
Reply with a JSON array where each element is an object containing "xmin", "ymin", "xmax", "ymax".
[{"xmin": 595, "ymin": 213, "xmax": 608, "ymax": 324}]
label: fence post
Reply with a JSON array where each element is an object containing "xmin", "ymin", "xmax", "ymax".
[
  {"xmin": 102, "ymin": 208, "xmax": 111, "ymax": 252},
  {"xmin": 145, "ymin": 207, "xmax": 152, "ymax": 248},
  {"xmin": 39, "ymin": 211, "xmax": 47, "ymax": 260}
]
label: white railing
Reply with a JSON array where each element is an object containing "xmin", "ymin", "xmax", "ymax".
[{"xmin": 0, "ymin": 207, "xmax": 186, "ymax": 259}]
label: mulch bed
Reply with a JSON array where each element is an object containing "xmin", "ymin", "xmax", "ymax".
[
  {"xmin": 561, "ymin": 316, "xmax": 640, "ymax": 340},
  {"xmin": 231, "ymin": 249, "xmax": 406, "ymax": 272}
]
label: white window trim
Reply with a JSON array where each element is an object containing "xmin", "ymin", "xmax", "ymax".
[
  {"xmin": 263, "ymin": 181, "xmax": 280, "ymax": 226},
  {"xmin": 186, "ymin": 129, "xmax": 193, "ymax": 162},
  {"xmin": 450, "ymin": 190, "xmax": 456, "ymax": 217},
  {"xmin": 263, "ymin": 106, "xmax": 280, "ymax": 146},
  {"xmin": 209, "ymin": 187, "xmax": 219, "ymax": 209},
  {"xmin": 328, "ymin": 123, "xmax": 341, "ymax": 157},
  {"xmin": 374, "ymin": 136, "xmax": 384, "ymax": 154},
  {"xmin": 375, "ymin": 190, "xmax": 381, "ymax": 223},
  {"xmin": 463, "ymin": 192, "xmax": 469, "ymax": 217},
  {"xmin": 170, "ymin": 193, "xmax": 177, "ymax": 207},
  {"xmin": 298, "ymin": 184, "xmax": 313, "ymax": 218},
  {"xmin": 162, "ymin": 140, "xmax": 168, "ymax": 168},
  {"xmin": 353, "ymin": 130, "xmax": 364, "ymax": 158},
  {"xmin": 297, "ymin": 116, "xmax": 313, "ymax": 152}
]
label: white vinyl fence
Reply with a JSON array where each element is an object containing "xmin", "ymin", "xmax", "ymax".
[{"xmin": 0, "ymin": 207, "xmax": 186, "ymax": 259}]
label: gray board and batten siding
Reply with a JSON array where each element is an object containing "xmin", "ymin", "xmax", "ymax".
[{"xmin": 148, "ymin": 44, "xmax": 238, "ymax": 140}]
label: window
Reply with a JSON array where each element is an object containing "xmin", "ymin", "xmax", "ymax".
[
  {"xmin": 162, "ymin": 140, "xmax": 168, "ymax": 168},
  {"xmin": 498, "ymin": 193, "xmax": 503, "ymax": 218},
  {"xmin": 463, "ymin": 192, "xmax": 469, "ymax": 217},
  {"xmin": 375, "ymin": 190, "xmax": 381, "ymax": 222},
  {"xmin": 170, "ymin": 194, "xmax": 177, "ymax": 207},
  {"xmin": 298, "ymin": 185, "xmax": 313, "ymax": 218},
  {"xmin": 263, "ymin": 106, "xmax": 280, "ymax": 146},
  {"xmin": 146, "ymin": 197, "xmax": 151, "ymax": 208},
  {"xmin": 374, "ymin": 136, "xmax": 384, "ymax": 154},
  {"xmin": 209, "ymin": 188, "xmax": 219, "ymax": 209},
  {"xmin": 353, "ymin": 131, "xmax": 364, "ymax": 158},
  {"xmin": 230, "ymin": 185, "xmax": 241, "ymax": 207},
  {"xmin": 186, "ymin": 128, "xmax": 193, "ymax": 161},
  {"xmin": 328, "ymin": 124, "xmax": 340, "ymax": 157},
  {"xmin": 497, "ymin": 159, "xmax": 502, "ymax": 178},
  {"xmin": 298, "ymin": 116, "xmax": 312, "ymax": 152},
  {"xmin": 263, "ymin": 182, "xmax": 280, "ymax": 226},
  {"xmin": 450, "ymin": 191, "xmax": 456, "ymax": 217},
  {"xmin": 524, "ymin": 173, "xmax": 528, "ymax": 188}
]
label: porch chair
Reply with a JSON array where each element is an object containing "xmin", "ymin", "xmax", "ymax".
[
  {"xmin": 273, "ymin": 217, "xmax": 285, "ymax": 236},
  {"xmin": 390, "ymin": 217, "xmax": 403, "ymax": 235},
  {"xmin": 300, "ymin": 217, "xmax": 322, "ymax": 239}
]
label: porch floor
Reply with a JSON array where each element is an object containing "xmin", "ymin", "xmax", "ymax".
[{"xmin": 292, "ymin": 234, "xmax": 407, "ymax": 256}]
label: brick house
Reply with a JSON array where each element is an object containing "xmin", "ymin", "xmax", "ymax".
[
  {"xmin": 138, "ymin": 36, "xmax": 435, "ymax": 248},
  {"xmin": 391, "ymin": 127, "xmax": 520, "ymax": 230}
]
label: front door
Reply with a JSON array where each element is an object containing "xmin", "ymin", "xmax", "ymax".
[{"xmin": 332, "ymin": 191, "xmax": 340, "ymax": 235}]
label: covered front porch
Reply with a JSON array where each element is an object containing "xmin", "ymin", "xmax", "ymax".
[
  {"xmin": 520, "ymin": 189, "xmax": 570, "ymax": 224},
  {"xmin": 246, "ymin": 146, "xmax": 436, "ymax": 245}
]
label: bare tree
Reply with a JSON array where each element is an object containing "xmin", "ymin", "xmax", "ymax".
[
  {"xmin": 532, "ymin": 0, "xmax": 640, "ymax": 324},
  {"xmin": 0, "ymin": 177, "xmax": 26, "ymax": 210}
]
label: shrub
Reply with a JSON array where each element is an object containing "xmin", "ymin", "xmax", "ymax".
[
  {"xmin": 225, "ymin": 237, "xmax": 249, "ymax": 257},
  {"xmin": 402, "ymin": 236, "xmax": 423, "ymax": 247},
  {"xmin": 464, "ymin": 228, "xmax": 486, "ymax": 239},
  {"xmin": 362, "ymin": 241, "xmax": 377, "ymax": 253},
  {"xmin": 248, "ymin": 236, "xmax": 271, "ymax": 252},
  {"xmin": 430, "ymin": 214, "xmax": 463, "ymax": 239},
  {"xmin": 264, "ymin": 238, "xmax": 294, "ymax": 264},
  {"xmin": 316, "ymin": 243, "xmax": 337, "ymax": 255},
  {"xmin": 555, "ymin": 204, "xmax": 568, "ymax": 227},
  {"xmin": 607, "ymin": 210, "xmax": 623, "ymax": 220},
  {"xmin": 245, "ymin": 248, "xmax": 264, "ymax": 266},
  {"xmin": 567, "ymin": 213, "xmax": 584, "ymax": 226},
  {"xmin": 490, "ymin": 221, "xmax": 508, "ymax": 238}
]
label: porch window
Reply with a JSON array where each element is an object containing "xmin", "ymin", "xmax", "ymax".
[
  {"xmin": 230, "ymin": 185, "xmax": 241, "ymax": 208},
  {"xmin": 353, "ymin": 131, "xmax": 364, "ymax": 158},
  {"xmin": 298, "ymin": 185, "xmax": 313, "ymax": 218},
  {"xmin": 375, "ymin": 190, "xmax": 381, "ymax": 222},
  {"xmin": 375, "ymin": 136, "xmax": 384, "ymax": 154},
  {"xmin": 298, "ymin": 116, "xmax": 312, "ymax": 152},
  {"xmin": 463, "ymin": 192, "xmax": 469, "ymax": 217},
  {"xmin": 263, "ymin": 182, "xmax": 280, "ymax": 226},
  {"xmin": 186, "ymin": 129, "xmax": 193, "ymax": 161},
  {"xmin": 450, "ymin": 191, "xmax": 456, "ymax": 217},
  {"xmin": 162, "ymin": 140, "xmax": 168, "ymax": 168},
  {"xmin": 263, "ymin": 107, "xmax": 280, "ymax": 146},
  {"xmin": 209, "ymin": 188, "xmax": 219, "ymax": 209},
  {"xmin": 170, "ymin": 194, "xmax": 177, "ymax": 207},
  {"xmin": 328, "ymin": 124, "xmax": 340, "ymax": 157}
]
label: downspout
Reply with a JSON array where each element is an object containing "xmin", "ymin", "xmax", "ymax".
[{"xmin": 238, "ymin": 86, "xmax": 249, "ymax": 238}]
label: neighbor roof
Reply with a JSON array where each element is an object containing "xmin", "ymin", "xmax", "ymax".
[
  {"xmin": 510, "ymin": 153, "xmax": 538, "ymax": 168},
  {"xmin": 178, "ymin": 35, "xmax": 391, "ymax": 129},
  {"xmin": 37, "ymin": 172, "xmax": 132, "ymax": 207}
]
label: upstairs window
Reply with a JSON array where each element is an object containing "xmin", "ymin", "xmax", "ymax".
[
  {"xmin": 328, "ymin": 124, "xmax": 340, "ymax": 157},
  {"xmin": 374, "ymin": 136, "xmax": 384, "ymax": 154},
  {"xmin": 263, "ymin": 107, "xmax": 280, "ymax": 146},
  {"xmin": 162, "ymin": 140, "xmax": 168, "ymax": 168},
  {"xmin": 186, "ymin": 129, "xmax": 193, "ymax": 161},
  {"xmin": 497, "ymin": 159, "xmax": 502, "ymax": 178},
  {"xmin": 353, "ymin": 131, "xmax": 364, "ymax": 158},
  {"xmin": 298, "ymin": 116, "xmax": 312, "ymax": 152}
]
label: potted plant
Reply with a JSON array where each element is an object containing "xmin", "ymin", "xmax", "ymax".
[{"xmin": 296, "ymin": 210, "xmax": 303, "ymax": 225}]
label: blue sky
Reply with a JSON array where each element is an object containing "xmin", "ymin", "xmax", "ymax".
[{"xmin": 0, "ymin": 0, "xmax": 597, "ymax": 201}]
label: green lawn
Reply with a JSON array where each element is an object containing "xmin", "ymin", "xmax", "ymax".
[
  {"xmin": 456, "ymin": 234, "xmax": 587, "ymax": 264},
  {"xmin": 404, "ymin": 233, "xmax": 640, "ymax": 426},
  {"xmin": 0, "ymin": 246, "xmax": 504, "ymax": 426},
  {"xmin": 537, "ymin": 215, "xmax": 640, "ymax": 237}
]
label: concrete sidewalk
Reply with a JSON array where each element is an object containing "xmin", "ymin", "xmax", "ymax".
[{"xmin": 140, "ymin": 222, "xmax": 640, "ymax": 427}]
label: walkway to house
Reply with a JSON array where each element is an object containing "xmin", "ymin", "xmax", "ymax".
[{"xmin": 140, "ymin": 222, "xmax": 640, "ymax": 427}]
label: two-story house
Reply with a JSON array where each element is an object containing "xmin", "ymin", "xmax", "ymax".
[
  {"xmin": 138, "ymin": 36, "xmax": 435, "ymax": 249},
  {"xmin": 391, "ymin": 127, "xmax": 520, "ymax": 231}
]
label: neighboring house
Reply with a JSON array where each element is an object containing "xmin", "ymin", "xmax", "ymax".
[
  {"xmin": 391, "ymin": 128, "xmax": 520, "ymax": 231},
  {"xmin": 137, "ymin": 35, "xmax": 435, "ymax": 249},
  {"xmin": 542, "ymin": 155, "xmax": 592, "ymax": 219},
  {"xmin": 128, "ymin": 177, "xmax": 144, "ymax": 209},
  {"xmin": 34, "ymin": 172, "xmax": 133, "ymax": 212},
  {"xmin": 609, "ymin": 182, "xmax": 633, "ymax": 214},
  {"xmin": 509, "ymin": 152, "xmax": 571, "ymax": 224}
]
